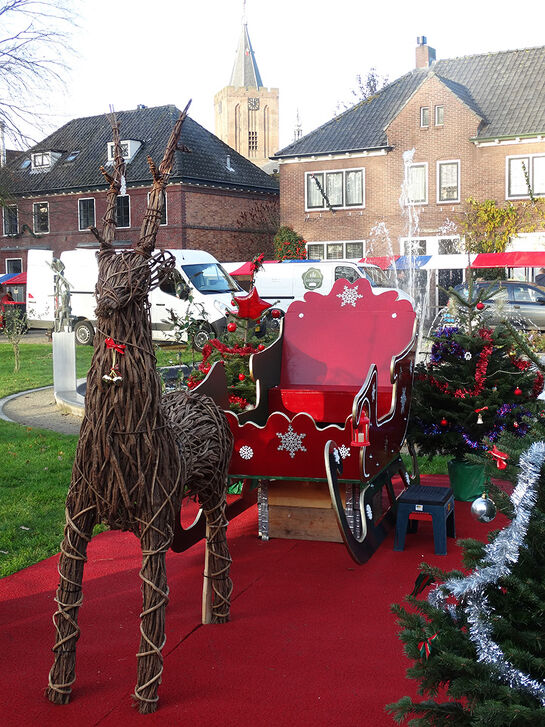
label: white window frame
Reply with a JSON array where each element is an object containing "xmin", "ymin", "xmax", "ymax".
[
  {"xmin": 2, "ymin": 204, "xmax": 18, "ymax": 236},
  {"xmin": 420, "ymin": 107, "xmax": 430, "ymax": 127},
  {"xmin": 5, "ymin": 257, "xmax": 22, "ymax": 274},
  {"xmin": 436, "ymin": 160, "xmax": 460, "ymax": 203},
  {"xmin": 107, "ymin": 139, "xmax": 141, "ymax": 163},
  {"xmin": 115, "ymin": 195, "xmax": 131, "ymax": 228},
  {"xmin": 305, "ymin": 240, "xmax": 366, "ymax": 260},
  {"xmin": 32, "ymin": 152, "xmax": 51, "ymax": 169},
  {"xmin": 78, "ymin": 197, "xmax": 96, "ymax": 231},
  {"xmin": 401, "ymin": 238, "xmax": 427, "ymax": 256},
  {"xmin": 32, "ymin": 201, "xmax": 50, "ymax": 234},
  {"xmin": 434, "ymin": 105, "xmax": 444, "ymax": 126},
  {"xmin": 304, "ymin": 168, "xmax": 365, "ymax": 212},
  {"xmin": 406, "ymin": 162, "xmax": 428, "ymax": 205},
  {"xmin": 147, "ymin": 191, "xmax": 167, "ymax": 225},
  {"xmin": 506, "ymin": 153, "xmax": 545, "ymax": 199}
]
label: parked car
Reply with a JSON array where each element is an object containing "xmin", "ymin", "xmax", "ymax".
[{"xmin": 449, "ymin": 280, "xmax": 545, "ymax": 330}]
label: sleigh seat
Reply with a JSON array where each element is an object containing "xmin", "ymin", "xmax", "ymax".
[{"xmin": 195, "ymin": 277, "xmax": 418, "ymax": 563}]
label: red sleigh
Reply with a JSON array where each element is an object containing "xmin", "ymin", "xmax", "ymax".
[{"xmin": 176, "ymin": 277, "xmax": 417, "ymax": 563}]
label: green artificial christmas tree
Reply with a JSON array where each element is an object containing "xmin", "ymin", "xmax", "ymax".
[
  {"xmin": 387, "ymin": 442, "xmax": 545, "ymax": 727},
  {"xmin": 409, "ymin": 279, "xmax": 544, "ymax": 499},
  {"xmin": 186, "ymin": 253, "xmax": 280, "ymax": 412}
]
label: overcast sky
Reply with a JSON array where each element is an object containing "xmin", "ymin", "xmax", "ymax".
[{"xmin": 39, "ymin": 0, "xmax": 545, "ymax": 150}]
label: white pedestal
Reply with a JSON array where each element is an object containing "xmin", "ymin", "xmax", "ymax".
[{"xmin": 52, "ymin": 331, "xmax": 77, "ymax": 396}]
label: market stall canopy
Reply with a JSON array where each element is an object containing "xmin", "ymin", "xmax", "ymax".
[
  {"xmin": 0, "ymin": 272, "xmax": 26, "ymax": 285},
  {"xmin": 224, "ymin": 260, "xmax": 279, "ymax": 276},
  {"xmin": 359, "ymin": 256, "xmax": 399, "ymax": 270},
  {"xmin": 392, "ymin": 254, "xmax": 472, "ymax": 270},
  {"xmin": 471, "ymin": 251, "xmax": 545, "ymax": 268}
]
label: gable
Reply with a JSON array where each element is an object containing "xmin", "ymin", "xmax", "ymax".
[
  {"xmin": 385, "ymin": 72, "xmax": 485, "ymax": 132},
  {"xmin": 276, "ymin": 45, "xmax": 545, "ymax": 159}
]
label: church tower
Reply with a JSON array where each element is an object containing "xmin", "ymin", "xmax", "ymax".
[{"xmin": 214, "ymin": 2, "xmax": 279, "ymax": 171}]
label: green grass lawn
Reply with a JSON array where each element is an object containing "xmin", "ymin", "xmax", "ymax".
[
  {"xmin": 0, "ymin": 340, "xmax": 194, "ymax": 577},
  {"xmin": 0, "ymin": 420, "xmax": 79, "ymax": 576}
]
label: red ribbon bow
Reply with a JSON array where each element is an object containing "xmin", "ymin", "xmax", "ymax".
[
  {"xmin": 488, "ymin": 445, "xmax": 508, "ymax": 470},
  {"xmin": 105, "ymin": 337, "xmax": 126, "ymax": 355},
  {"xmin": 418, "ymin": 633, "xmax": 438, "ymax": 659}
]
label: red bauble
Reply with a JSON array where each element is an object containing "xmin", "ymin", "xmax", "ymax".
[
  {"xmin": 513, "ymin": 421, "xmax": 519, "ymax": 428},
  {"xmin": 258, "ymin": 343, "xmax": 265, "ymax": 350},
  {"xmin": 476, "ymin": 301, "xmax": 485, "ymax": 310},
  {"xmin": 227, "ymin": 322, "xmax": 237, "ymax": 332},
  {"xmin": 238, "ymin": 373, "xmax": 246, "ymax": 381},
  {"xmin": 440, "ymin": 418, "xmax": 448, "ymax": 427},
  {"xmin": 271, "ymin": 309, "xmax": 281, "ymax": 319},
  {"xmin": 514, "ymin": 387, "xmax": 522, "ymax": 396}
]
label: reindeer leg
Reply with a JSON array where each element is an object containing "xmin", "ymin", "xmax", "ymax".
[
  {"xmin": 200, "ymin": 480, "xmax": 233, "ymax": 625},
  {"xmin": 47, "ymin": 503, "xmax": 96, "ymax": 704},
  {"xmin": 134, "ymin": 527, "xmax": 170, "ymax": 714}
]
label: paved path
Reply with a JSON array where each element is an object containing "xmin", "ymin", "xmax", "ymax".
[{"xmin": 1, "ymin": 387, "xmax": 82, "ymax": 435}]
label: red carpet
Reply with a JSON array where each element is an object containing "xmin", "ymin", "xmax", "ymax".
[{"xmin": 0, "ymin": 477, "xmax": 507, "ymax": 727}]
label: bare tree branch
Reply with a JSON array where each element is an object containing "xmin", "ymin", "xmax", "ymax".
[{"xmin": 0, "ymin": 0, "xmax": 78, "ymax": 148}]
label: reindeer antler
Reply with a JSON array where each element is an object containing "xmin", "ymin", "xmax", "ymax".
[
  {"xmin": 136, "ymin": 100, "xmax": 191, "ymax": 256},
  {"xmin": 92, "ymin": 107, "xmax": 127, "ymax": 251}
]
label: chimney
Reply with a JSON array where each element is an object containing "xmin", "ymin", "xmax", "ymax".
[{"xmin": 415, "ymin": 36, "xmax": 436, "ymax": 69}]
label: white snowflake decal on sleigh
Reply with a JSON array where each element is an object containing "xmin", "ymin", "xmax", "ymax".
[
  {"xmin": 337, "ymin": 285, "xmax": 363, "ymax": 308},
  {"xmin": 239, "ymin": 445, "xmax": 254, "ymax": 460},
  {"xmin": 338, "ymin": 444, "xmax": 351, "ymax": 459},
  {"xmin": 277, "ymin": 424, "xmax": 307, "ymax": 459}
]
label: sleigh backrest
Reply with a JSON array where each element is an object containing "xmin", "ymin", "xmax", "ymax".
[{"xmin": 279, "ymin": 278, "xmax": 416, "ymax": 391}]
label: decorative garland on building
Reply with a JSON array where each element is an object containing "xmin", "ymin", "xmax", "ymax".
[{"xmin": 428, "ymin": 442, "xmax": 545, "ymax": 706}]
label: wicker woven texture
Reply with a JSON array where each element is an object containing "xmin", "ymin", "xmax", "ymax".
[{"xmin": 46, "ymin": 106, "xmax": 233, "ymax": 714}]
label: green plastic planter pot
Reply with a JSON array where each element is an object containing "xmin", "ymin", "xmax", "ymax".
[{"xmin": 448, "ymin": 458, "xmax": 489, "ymax": 501}]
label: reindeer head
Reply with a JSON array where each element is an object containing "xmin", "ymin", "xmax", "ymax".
[
  {"xmin": 93, "ymin": 104, "xmax": 188, "ymax": 321},
  {"xmin": 95, "ymin": 247, "xmax": 176, "ymax": 320}
]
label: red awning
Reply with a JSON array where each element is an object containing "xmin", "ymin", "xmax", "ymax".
[
  {"xmin": 471, "ymin": 252, "xmax": 545, "ymax": 269},
  {"xmin": 359, "ymin": 256, "xmax": 399, "ymax": 270},
  {"xmin": 0, "ymin": 271, "xmax": 26, "ymax": 285},
  {"xmin": 229, "ymin": 260, "xmax": 279, "ymax": 276}
]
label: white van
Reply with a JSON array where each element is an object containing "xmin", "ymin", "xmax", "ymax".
[
  {"xmin": 26, "ymin": 248, "xmax": 243, "ymax": 348},
  {"xmin": 253, "ymin": 260, "xmax": 398, "ymax": 312}
]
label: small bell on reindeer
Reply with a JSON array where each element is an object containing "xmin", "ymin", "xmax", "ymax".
[{"xmin": 102, "ymin": 336, "xmax": 126, "ymax": 385}]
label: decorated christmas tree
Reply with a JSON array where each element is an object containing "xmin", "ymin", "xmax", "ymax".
[
  {"xmin": 186, "ymin": 253, "xmax": 280, "ymax": 412},
  {"xmin": 387, "ymin": 442, "xmax": 545, "ymax": 726},
  {"xmin": 409, "ymin": 279, "xmax": 544, "ymax": 498}
]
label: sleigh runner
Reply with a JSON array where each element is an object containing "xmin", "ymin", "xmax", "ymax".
[{"xmin": 188, "ymin": 277, "xmax": 418, "ymax": 563}]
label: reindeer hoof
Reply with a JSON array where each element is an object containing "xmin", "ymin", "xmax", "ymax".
[{"xmin": 45, "ymin": 686, "xmax": 71, "ymax": 705}]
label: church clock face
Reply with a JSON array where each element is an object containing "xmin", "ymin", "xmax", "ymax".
[{"xmin": 248, "ymin": 97, "xmax": 260, "ymax": 110}]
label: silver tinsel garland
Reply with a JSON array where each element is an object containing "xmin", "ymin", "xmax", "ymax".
[{"xmin": 428, "ymin": 441, "xmax": 545, "ymax": 706}]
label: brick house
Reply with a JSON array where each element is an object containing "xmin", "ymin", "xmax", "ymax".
[
  {"xmin": 274, "ymin": 40, "xmax": 545, "ymax": 309},
  {"xmin": 0, "ymin": 104, "xmax": 279, "ymax": 291}
]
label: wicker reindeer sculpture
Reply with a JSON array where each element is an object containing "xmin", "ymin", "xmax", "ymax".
[{"xmin": 46, "ymin": 106, "xmax": 233, "ymax": 714}]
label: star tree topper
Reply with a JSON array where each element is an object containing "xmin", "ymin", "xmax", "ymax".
[{"xmin": 232, "ymin": 287, "xmax": 272, "ymax": 320}]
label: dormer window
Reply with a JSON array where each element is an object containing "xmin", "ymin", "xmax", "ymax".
[
  {"xmin": 31, "ymin": 151, "xmax": 61, "ymax": 172},
  {"xmin": 107, "ymin": 139, "xmax": 141, "ymax": 163},
  {"xmin": 32, "ymin": 152, "xmax": 51, "ymax": 168}
]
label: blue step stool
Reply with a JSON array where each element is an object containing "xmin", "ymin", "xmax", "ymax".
[{"xmin": 394, "ymin": 485, "xmax": 455, "ymax": 555}]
